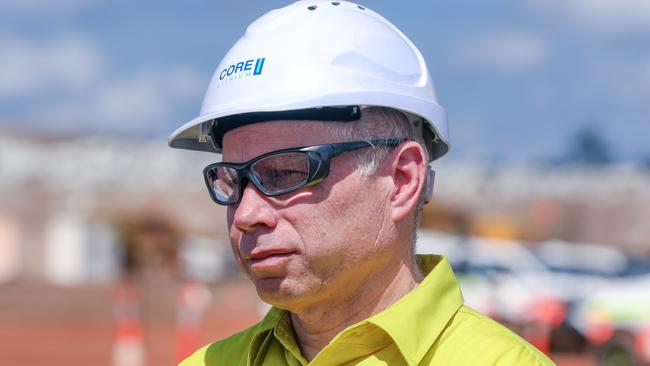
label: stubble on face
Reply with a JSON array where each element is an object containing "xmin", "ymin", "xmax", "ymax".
[{"xmin": 222, "ymin": 121, "xmax": 398, "ymax": 312}]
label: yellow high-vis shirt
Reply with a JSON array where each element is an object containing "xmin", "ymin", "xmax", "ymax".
[{"xmin": 179, "ymin": 255, "xmax": 556, "ymax": 366}]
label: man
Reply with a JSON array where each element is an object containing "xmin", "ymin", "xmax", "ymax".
[{"xmin": 169, "ymin": 1, "xmax": 556, "ymax": 365}]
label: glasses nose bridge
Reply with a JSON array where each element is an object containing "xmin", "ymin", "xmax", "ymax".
[
  {"xmin": 239, "ymin": 161, "xmax": 257, "ymax": 185},
  {"xmin": 231, "ymin": 174, "xmax": 279, "ymax": 231},
  {"xmin": 236, "ymin": 173, "xmax": 274, "ymax": 211},
  {"xmin": 237, "ymin": 162, "xmax": 268, "ymax": 198}
]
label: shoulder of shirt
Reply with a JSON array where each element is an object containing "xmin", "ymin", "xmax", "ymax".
[
  {"xmin": 177, "ymin": 321, "xmax": 267, "ymax": 366},
  {"xmin": 442, "ymin": 305, "xmax": 556, "ymax": 365}
]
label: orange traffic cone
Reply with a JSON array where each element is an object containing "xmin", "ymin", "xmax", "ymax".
[
  {"xmin": 175, "ymin": 281, "xmax": 211, "ymax": 363},
  {"xmin": 112, "ymin": 280, "xmax": 145, "ymax": 366}
]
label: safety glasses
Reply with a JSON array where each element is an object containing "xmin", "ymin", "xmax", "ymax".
[{"xmin": 203, "ymin": 139, "xmax": 403, "ymax": 205}]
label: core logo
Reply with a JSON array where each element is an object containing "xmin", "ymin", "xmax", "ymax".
[{"xmin": 218, "ymin": 57, "xmax": 266, "ymax": 83}]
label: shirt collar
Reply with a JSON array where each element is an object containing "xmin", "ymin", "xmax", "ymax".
[
  {"xmin": 366, "ymin": 255, "xmax": 464, "ymax": 366},
  {"xmin": 247, "ymin": 255, "xmax": 463, "ymax": 366}
]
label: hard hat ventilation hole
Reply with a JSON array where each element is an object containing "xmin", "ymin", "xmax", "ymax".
[
  {"xmin": 331, "ymin": 1, "xmax": 340, "ymax": 5},
  {"xmin": 357, "ymin": 5, "xmax": 365, "ymax": 10},
  {"xmin": 307, "ymin": 5, "xmax": 317, "ymax": 10}
]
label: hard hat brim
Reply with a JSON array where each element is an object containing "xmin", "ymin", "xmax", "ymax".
[{"xmin": 168, "ymin": 91, "xmax": 450, "ymax": 160}]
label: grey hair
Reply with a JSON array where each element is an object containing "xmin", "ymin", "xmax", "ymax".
[
  {"xmin": 326, "ymin": 106, "xmax": 428, "ymax": 259},
  {"xmin": 326, "ymin": 107, "xmax": 417, "ymax": 175}
]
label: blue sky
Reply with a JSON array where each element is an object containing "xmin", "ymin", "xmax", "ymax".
[{"xmin": 1, "ymin": 0, "xmax": 649, "ymax": 161}]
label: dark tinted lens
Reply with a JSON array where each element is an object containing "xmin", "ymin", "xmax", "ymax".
[
  {"xmin": 251, "ymin": 152, "xmax": 309, "ymax": 193},
  {"xmin": 206, "ymin": 165, "xmax": 240, "ymax": 204}
]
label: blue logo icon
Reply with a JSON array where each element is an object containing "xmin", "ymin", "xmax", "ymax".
[{"xmin": 218, "ymin": 57, "xmax": 266, "ymax": 82}]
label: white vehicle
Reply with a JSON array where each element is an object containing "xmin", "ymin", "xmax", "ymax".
[
  {"xmin": 418, "ymin": 232, "xmax": 633, "ymax": 314},
  {"xmin": 417, "ymin": 230, "xmax": 647, "ymax": 354},
  {"xmin": 417, "ymin": 231, "xmax": 564, "ymax": 325},
  {"xmin": 569, "ymin": 274, "xmax": 650, "ymax": 366}
]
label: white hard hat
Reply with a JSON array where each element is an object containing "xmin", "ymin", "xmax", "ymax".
[{"xmin": 168, "ymin": 0, "xmax": 450, "ymax": 161}]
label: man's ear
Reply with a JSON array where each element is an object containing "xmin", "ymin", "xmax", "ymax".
[{"xmin": 389, "ymin": 141, "xmax": 427, "ymax": 222}]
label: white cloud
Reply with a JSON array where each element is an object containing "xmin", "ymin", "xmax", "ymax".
[
  {"xmin": 0, "ymin": 32, "xmax": 204, "ymax": 131},
  {"xmin": 95, "ymin": 67, "xmax": 203, "ymax": 127},
  {"xmin": 96, "ymin": 74, "xmax": 169, "ymax": 123},
  {"xmin": 38, "ymin": 67, "xmax": 204, "ymax": 131},
  {"xmin": 526, "ymin": 0, "xmax": 650, "ymax": 34},
  {"xmin": 0, "ymin": 36, "xmax": 102, "ymax": 97},
  {"xmin": 449, "ymin": 30, "xmax": 547, "ymax": 73},
  {"xmin": 164, "ymin": 67, "xmax": 206, "ymax": 100}
]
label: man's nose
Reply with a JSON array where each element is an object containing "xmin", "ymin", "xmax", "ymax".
[{"xmin": 232, "ymin": 182, "xmax": 277, "ymax": 232}]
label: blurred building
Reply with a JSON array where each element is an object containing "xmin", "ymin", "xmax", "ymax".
[
  {"xmin": 2, "ymin": 131, "xmax": 650, "ymax": 284},
  {"xmin": 1, "ymin": 131, "xmax": 649, "ymax": 365}
]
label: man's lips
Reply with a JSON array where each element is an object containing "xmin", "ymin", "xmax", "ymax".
[
  {"xmin": 244, "ymin": 247, "xmax": 296, "ymax": 261},
  {"xmin": 244, "ymin": 247, "xmax": 297, "ymax": 271}
]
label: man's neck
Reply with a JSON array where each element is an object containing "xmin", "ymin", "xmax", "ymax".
[{"xmin": 289, "ymin": 261, "xmax": 423, "ymax": 362}]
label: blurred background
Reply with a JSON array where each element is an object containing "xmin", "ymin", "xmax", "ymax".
[{"xmin": 1, "ymin": 0, "xmax": 649, "ymax": 365}]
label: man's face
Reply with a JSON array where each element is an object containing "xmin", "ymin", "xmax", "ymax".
[{"xmin": 221, "ymin": 121, "xmax": 399, "ymax": 311}]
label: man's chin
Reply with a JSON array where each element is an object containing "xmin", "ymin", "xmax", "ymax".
[{"xmin": 254, "ymin": 277, "xmax": 305, "ymax": 308}]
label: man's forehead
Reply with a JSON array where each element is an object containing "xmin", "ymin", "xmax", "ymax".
[{"xmin": 221, "ymin": 120, "xmax": 341, "ymax": 161}]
